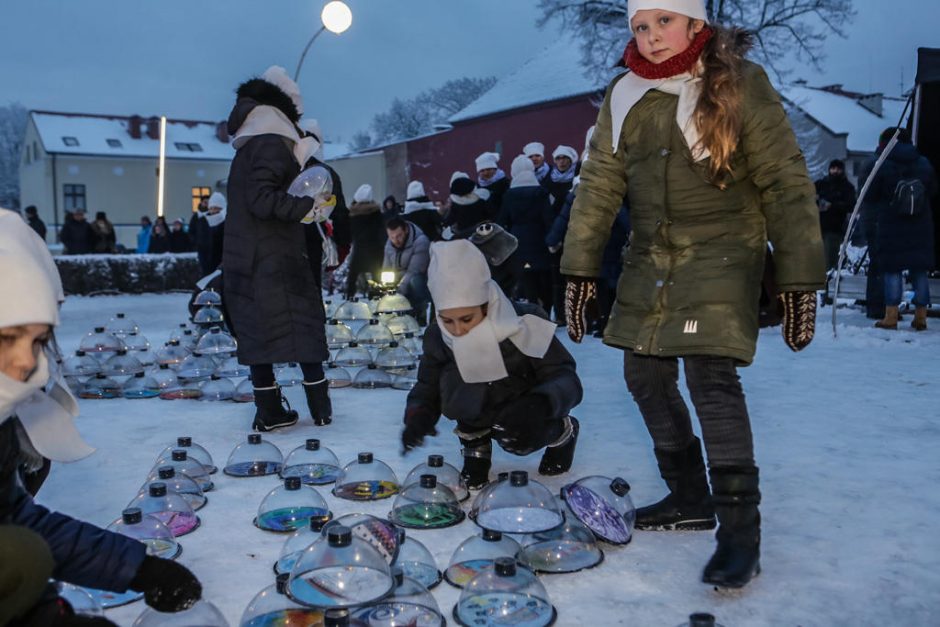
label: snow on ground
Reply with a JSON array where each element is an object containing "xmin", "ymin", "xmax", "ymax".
[{"xmin": 38, "ymin": 294, "xmax": 940, "ymax": 626}]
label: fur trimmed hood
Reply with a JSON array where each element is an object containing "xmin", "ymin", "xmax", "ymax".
[
  {"xmin": 349, "ymin": 200, "xmax": 381, "ymax": 217},
  {"xmin": 228, "ymin": 77, "xmax": 301, "ymax": 135}
]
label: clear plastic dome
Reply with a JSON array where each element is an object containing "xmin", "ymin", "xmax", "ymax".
[
  {"xmin": 518, "ymin": 498, "xmax": 603, "ymax": 574},
  {"xmin": 133, "ymin": 600, "xmax": 230, "ymax": 627},
  {"xmin": 287, "ymin": 164, "xmax": 333, "ymax": 202},
  {"xmin": 103, "ymin": 348, "xmax": 144, "ymax": 377},
  {"xmin": 391, "ymin": 366, "xmax": 418, "ymax": 391},
  {"xmin": 79, "ymin": 327, "xmax": 124, "ymax": 359},
  {"xmin": 224, "ymin": 434, "xmax": 284, "ymax": 477},
  {"xmin": 287, "ymin": 525, "xmax": 394, "ymax": 609},
  {"xmin": 216, "ymin": 355, "xmax": 250, "ymax": 378},
  {"xmin": 454, "ymin": 558, "xmax": 556, "ymax": 627},
  {"xmin": 335, "ymin": 342, "xmax": 372, "ymax": 368},
  {"xmin": 399, "ymin": 333, "xmax": 422, "ymax": 357},
  {"xmin": 106, "ymin": 507, "xmax": 180, "ymax": 559},
  {"xmin": 134, "ymin": 348, "xmax": 156, "ymax": 368},
  {"xmin": 560, "ymin": 475, "xmax": 636, "ymax": 545},
  {"xmin": 404, "ymin": 455, "xmax": 469, "ymax": 503},
  {"xmin": 356, "ymin": 319, "xmax": 395, "ymax": 347},
  {"xmin": 159, "ymin": 437, "xmax": 217, "ymax": 474},
  {"xmin": 158, "ymin": 373, "xmax": 203, "ymax": 400},
  {"xmin": 79, "ymin": 374, "xmax": 122, "ymax": 399},
  {"xmin": 168, "ymin": 323, "xmax": 193, "ymax": 344},
  {"xmin": 322, "ymin": 514, "xmax": 401, "ymax": 565},
  {"xmin": 123, "ymin": 332, "xmax": 152, "ymax": 351},
  {"xmin": 352, "ymin": 365, "xmax": 392, "ymax": 389},
  {"xmin": 385, "ymin": 315, "xmax": 421, "ymax": 338},
  {"xmin": 282, "ymin": 439, "xmax": 342, "ymax": 485},
  {"xmin": 177, "ymin": 353, "xmax": 217, "ymax": 381},
  {"xmin": 276, "ymin": 363, "xmax": 304, "ymax": 387},
  {"xmin": 468, "ymin": 472, "xmax": 509, "ymax": 522},
  {"xmin": 193, "ymin": 288, "xmax": 222, "ymax": 308},
  {"xmin": 143, "ymin": 465, "xmax": 207, "ymax": 511},
  {"xmin": 178, "ymin": 328, "xmax": 200, "ymax": 352},
  {"xmin": 389, "ymin": 475, "xmax": 464, "ymax": 530},
  {"xmin": 334, "ymin": 298, "xmax": 373, "ymax": 322},
  {"xmin": 233, "ymin": 378, "xmax": 255, "ymax": 403},
  {"xmin": 200, "ymin": 375, "xmax": 235, "ymax": 401},
  {"xmin": 106, "ymin": 312, "xmax": 140, "ymax": 338},
  {"xmin": 57, "ymin": 582, "xmax": 104, "ymax": 616},
  {"xmin": 152, "ymin": 449, "xmax": 214, "ymax": 492},
  {"xmin": 123, "ymin": 372, "xmax": 160, "ymax": 399},
  {"xmin": 367, "ymin": 297, "xmax": 380, "ymax": 315},
  {"xmin": 149, "ymin": 364, "xmax": 180, "ymax": 390},
  {"xmin": 194, "ymin": 305, "xmax": 225, "ymax": 327},
  {"xmin": 196, "ymin": 326, "xmax": 237, "ymax": 356},
  {"xmin": 350, "ymin": 567, "xmax": 444, "ymax": 626},
  {"xmin": 64, "ymin": 375, "xmax": 84, "ymax": 395},
  {"xmin": 256, "ymin": 477, "xmax": 332, "ymax": 532},
  {"xmin": 326, "ymin": 320, "xmax": 355, "ymax": 349},
  {"xmin": 333, "ymin": 453, "xmax": 400, "ymax": 501},
  {"xmin": 325, "ymin": 362, "xmax": 353, "ymax": 388},
  {"xmin": 374, "ymin": 342, "xmax": 416, "ymax": 373},
  {"xmin": 62, "ymin": 350, "xmax": 101, "ymax": 377},
  {"xmin": 394, "ymin": 533, "xmax": 442, "ymax": 590},
  {"xmin": 275, "ymin": 516, "xmax": 333, "ymax": 576},
  {"xmin": 240, "ymin": 574, "xmax": 327, "ymax": 627},
  {"xmin": 474, "ymin": 471, "xmax": 563, "ymax": 534},
  {"xmin": 127, "ymin": 482, "xmax": 200, "ymax": 537},
  {"xmin": 325, "ymin": 299, "xmax": 342, "ymax": 319},
  {"xmin": 444, "ymin": 529, "xmax": 522, "ymax": 589},
  {"xmin": 155, "ymin": 340, "xmax": 190, "ymax": 368},
  {"xmin": 375, "ymin": 292, "xmax": 412, "ymax": 316}
]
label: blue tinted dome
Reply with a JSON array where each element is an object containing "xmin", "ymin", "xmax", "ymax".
[
  {"xmin": 282, "ymin": 439, "xmax": 341, "ymax": 485},
  {"xmin": 561, "ymin": 475, "xmax": 636, "ymax": 545},
  {"xmin": 106, "ymin": 312, "xmax": 140, "ymax": 337},
  {"xmin": 455, "ymin": 558, "xmax": 555, "ymax": 626},
  {"xmin": 122, "ymin": 372, "xmax": 160, "ymax": 399},
  {"xmin": 224, "ymin": 434, "xmax": 284, "ymax": 477},
  {"xmin": 79, "ymin": 374, "xmax": 122, "ymax": 399},
  {"xmin": 351, "ymin": 567, "xmax": 444, "ymax": 626},
  {"xmin": 79, "ymin": 327, "xmax": 124, "ymax": 358},
  {"xmin": 256, "ymin": 478, "xmax": 332, "ymax": 532},
  {"xmin": 104, "ymin": 349, "xmax": 144, "ymax": 376},
  {"xmin": 62, "ymin": 350, "xmax": 101, "ymax": 377}
]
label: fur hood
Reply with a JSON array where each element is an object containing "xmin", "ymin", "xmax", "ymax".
[
  {"xmin": 349, "ymin": 201, "xmax": 381, "ymax": 217},
  {"xmin": 227, "ymin": 77, "xmax": 301, "ymax": 135}
]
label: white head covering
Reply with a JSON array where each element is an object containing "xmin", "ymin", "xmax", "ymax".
[
  {"xmin": 300, "ymin": 118, "xmax": 326, "ymax": 160},
  {"xmin": 208, "ymin": 192, "xmax": 227, "ymax": 212},
  {"xmin": 628, "ymin": 0, "xmax": 708, "ymax": 29},
  {"xmin": 261, "ymin": 65, "xmax": 305, "ymax": 116},
  {"xmin": 406, "ymin": 180, "xmax": 426, "ymax": 201},
  {"xmin": 0, "ymin": 208, "xmax": 94, "ymax": 462},
  {"xmin": 509, "ymin": 154, "xmax": 540, "ymax": 188},
  {"xmin": 475, "ymin": 152, "xmax": 500, "ymax": 172},
  {"xmin": 523, "ymin": 142, "xmax": 545, "ymax": 158},
  {"xmin": 552, "ymin": 145, "xmax": 579, "ymax": 163},
  {"xmin": 427, "ymin": 240, "xmax": 556, "ymax": 383},
  {"xmin": 353, "ymin": 183, "xmax": 374, "ymax": 203}
]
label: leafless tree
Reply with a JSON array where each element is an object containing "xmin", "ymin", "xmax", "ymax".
[{"xmin": 0, "ymin": 102, "xmax": 28, "ymax": 209}]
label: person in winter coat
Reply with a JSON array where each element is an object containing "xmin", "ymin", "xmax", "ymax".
[
  {"xmin": 24, "ymin": 206, "xmax": 46, "ymax": 241},
  {"xmin": 814, "ymin": 159, "xmax": 856, "ymax": 270},
  {"xmin": 59, "ymin": 209, "xmax": 96, "ymax": 255},
  {"xmin": 402, "ymin": 180, "xmax": 442, "ymax": 242},
  {"xmin": 400, "ymin": 240, "xmax": 582, "ymax": 488},
  {"xmin": 499, "ymin": 155, "xmax": 555, "ymax": 313},
  {"xmin": 0, "ymin": 208, "xmax": 202, "ymax": 625},
  {"xmin": 384, "ymin": 217, "xmax": 431, "ymax": 324},
  {"xmin": 545, "ymin": 145, "xmax": 579, "ymax": 214},
  {"xmin": 192, "ymin": 192, "xmax": 226, "ymax": 275},
  {"xmin": 223, "ymin": 65, "xmax": 332, "ymax": 431},
  {"xmin": 442, "ymin": 171, "xmax": 497, "ymax": 234},
  {"xmin": 90, "ymin": 211, "xmax": 117, "ymax": 254},
  {"xmin": 346, "ymin": 184, "xmax": 387, "ymax": 298},
  {"xmin": 475, "ymin": 152, "xmax": 511, "ymax": 211},
  {"xmin": 561, "ymin": 0, "xmax": 825, "ymax": 589},
  {"xmin": 168, "ymin": 219, "xmax": 191, "ymax": 253},
  {"xmin": 147, "ymin": 219, "xmax": 171, "ymax": 254},
  {"xmin": 863, "ymin": 127, "xmax": 937, "ymax": 331},
  {"xmin": 382, "ymin": 195, "xmax": 401, "ymax": 220},
  {"xmin": 523, "ymin": 142, "xmax": 551, "ymax": 184},
  {"xmin": 137, "ymin": 216, "xmax": 153, "ymax": 254}
]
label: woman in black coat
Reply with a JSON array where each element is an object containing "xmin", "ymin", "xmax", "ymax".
[
  {"xmin": 223, "ymin": 66, "xmax": 332, "ymax": 431},
  {"xmin": 346, "ymin": 184, "xmax": 387, "ymax": 298}
]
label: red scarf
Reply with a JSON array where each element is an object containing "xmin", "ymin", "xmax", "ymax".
[{"xmin": 623, "ymin": 27, "xmax": 713, "ymax": 80}]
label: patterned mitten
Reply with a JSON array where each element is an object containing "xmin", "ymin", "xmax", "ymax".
[
  {"xmin": 564, "ymin": 277, "xmax": 599, "ymax": 343},
  {"xmin": 779, "ymin": 291, "xmax": 817, "ymax": 352}
]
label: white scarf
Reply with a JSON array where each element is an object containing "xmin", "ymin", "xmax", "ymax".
[
  {"xmin": 438, "ymin": 282, "xmax": 556, "ymax": 384},
  {"xmin": 478, "ymin": 169, "xmax": 507, "ymax": 188},
  {"xmin": 534, "ymin": 162, "xmax": 550, "ymax": 182},
  {"xmin": 232, "ymin": 105, "xmax": 320, "ymax": 166},
  {"xmin": 550, "ymin": 165, "xmax": 576, "ymax": 184},
  {"xmin": 205, "ymin": 208, "xmax": 226, "ymax": 228},
  {"xmin": 609, "ymin": 69, "xmax": 709, "ymax": 161}
]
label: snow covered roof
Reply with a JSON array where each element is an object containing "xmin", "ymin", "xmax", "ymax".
[
  {"xmin": 777, "ymin": 84, "xmax": 910, "ymax": 153},
  {"xmin": 30, "ymin": 111, "xmax": 235, "ymax": 161},
  {"xmin": 448, "ymin": 37, "xmax": 607, "ymax": 124}
]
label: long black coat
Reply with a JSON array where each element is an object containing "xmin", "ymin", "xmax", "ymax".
[
  {"xmin": 480, "ymin": 177, "xmax": 510, "ymax": 211},
  {"xmin": 60, "ymin": 218, "xmax": 95, "ymax": 255},
  {"xmin": 406, "ymin": 303, "xmax": 582, "ymax": 432},
  {"xmin": 443, "ymin": 198, "xmax": 496, "ymax": 233},
  {"xmin": 814, "ymin": 174, "xmax": 855, "ymax": 234},
  {"xmin": 498, "ymin": 185, "xmax": 555, "ymax": 271},
  {"xmin": 223, "ymin": 103, "xmax": 328, "ymax": 365}
]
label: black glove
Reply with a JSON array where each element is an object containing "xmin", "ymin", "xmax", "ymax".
[
  {"xmin": 564, "ymin": 277, "xmax": 599, "ymax": 343},
  {"xmin": 401, "ymin": 405, "xmax": 439, "ymax": 453},
  {"xmin": 128, "ymin": 555, "xmax": 202, "ymax": 613},
  {"xmin": 779, "ymin": 290, "xmax": 817, "ymax": 352},
  {"xmin": 492, "ymin": 394, "xmax": 554, "ymax": 455}
]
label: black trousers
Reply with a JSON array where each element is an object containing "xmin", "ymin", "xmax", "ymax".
[
  {"xmin": 519, "ymin": 269, "xmax": 553, "ymax": 314},
  {"xmin": 250, "ymin": 363, "xmax": 324, "ymax": 387},
  {"xmin": 623, "ymin": 351, "xmax": 754, "ymax": 468}
]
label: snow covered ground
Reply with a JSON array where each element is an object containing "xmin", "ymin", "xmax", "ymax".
[{"xmin": 37, "ymin": 293, "xmax": 940, "ymax": 626}]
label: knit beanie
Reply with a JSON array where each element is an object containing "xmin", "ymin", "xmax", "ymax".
[
  {"xmin": 406, "ymin": 180, "xmax": 426, "ymax": 201},
  {"xmin": 261, "ymin": 65, "xmax": 305, "ymax": 117},
  {"xmin": 523, "ymin": 142, "xmax": 545, "ymax": 158},
  {"xmin": 353, "ymin": 184, "xmax": 374, "ymax": 203},
  {"xmin": 428, "ymin": 240, "xmax": 490, "ymax": 310},
  {"xmin": 0, "ymin": 208, "xmax": 62, "ymax": 328},
  {"xmin": 449, "ymin": 175, "xmax": 476, "ymax": 197},
  {"xmin": 475, "ymin": 152, "xmax": 500, "ymax": 172},
  {"xmin": 628, "ymin": 0, "xmax": 708, "ymax": 29},
  {"xmin": 552, "ymin": 145, "xmax": 579, "ymax": 163},
  {"xmin": 208, "ymin": 192, "xmax": 227, "ymax": 211}
]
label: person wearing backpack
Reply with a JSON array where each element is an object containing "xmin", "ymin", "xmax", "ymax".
[{"xmin": 862, "ymin": 128, "xmax": 938, "ymax": 330}]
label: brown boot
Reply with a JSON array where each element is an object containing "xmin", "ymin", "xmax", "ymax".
[
  {"xmin": 911, "ymin": 306, "xmax": 928, "ymax": 331},
  {"xmin": 874, "ymin": 306, "xmax": 899, "ymax": 330}
]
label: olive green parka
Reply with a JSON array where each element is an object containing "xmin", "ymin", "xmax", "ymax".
[{"xmin": 561, "ymin": 61, "xmax": 825, "ymax": 364}]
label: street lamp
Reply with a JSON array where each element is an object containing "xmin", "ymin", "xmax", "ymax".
[{"xmin": 294, "ymin": 1, "xmax": 353, "ymax": 81}]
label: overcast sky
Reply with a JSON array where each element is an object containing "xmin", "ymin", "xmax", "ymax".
[{"xmin": 1, "ymin": 0, "xmax": 936, "ymax": 142}]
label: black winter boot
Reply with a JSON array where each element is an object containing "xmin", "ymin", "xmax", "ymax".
[
  {"xmin": 702, "ymin": 466, "xmax": 761, "ymax": 589},
  {"xmin": 302, "ymin": 379, "xmax": 332, "ymax": 426},
  {"xmin": 252, "ymin": 386, "xmax": 298, "ymax": 432},
  {"xmin": 460, "ymin": 436, "xmax": 492, "ymax": 490},
  {"xmin": 635, "ymin": 437, "xmax": 716, "ymax": 531},
  {"xmin": 538, "ymin": 416, "xmax": 579, "ymax": 476}
]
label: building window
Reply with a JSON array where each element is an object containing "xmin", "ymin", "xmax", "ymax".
[
  {"xmin": 63, "ymin": 184, "xmax": 86, "ymax": 211},
  {"xmin": 62, "ymin": 136, "xmax": 79, "ymax": 147},
  {"xmin": 191, "ymin": 186, "xmax": 212, "ymax": 212},
  {"xmin": 175, "ymin": 142, "xmax": 204, "ymax": 152},
  {"xmin": 107, "ymin": 138, "xmax": 123, "ymax": 148}
]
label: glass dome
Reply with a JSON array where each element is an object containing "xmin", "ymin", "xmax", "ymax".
[
  {"xmin": 256, "ymin": 477, "xmax": 332, "ymax": 533},
  {"xmin": 133, "ymin": 600, "xmax": 229, "ymax": 627},
  {"xmin": 159, "ymin": 436, "xmax": 217, "ymax": 474},
  {"xmin": 468, "ymin": 473, "xmax": 509, "ymax": 522},
  {"xmin": 142, "ymin": 465, "xmax": 207, "ymax": 511},
  {"xmin": 149, "ymin": 364, "xmax": 180, "ymax": 391},
  {"xmin": 444, "ymin": 529, "xmax": 522, "ymax": 589},
  {"xmin": 193, "ymin": 288, "xmax": 222, "ymax": 307},
  {"xmin": 159, "ymin": 377, "xmax": 202, "ymax": 400},
  {"xmin": 240, "ymin": 574, "xmax": 327, "ymax": 627},
  {"xmin": 404, "ymin": 455, "xmax": 469, "ymax": 503},
  {"xmin": 325, "ymin": 299, "xmax": 342, "ymax": 319},
  {"xmin": 325, "ymin": 362, "xmax": 353, "ymax": 389},
  {"xmin": 374, "ymin": 343, "xmax": 416, "ymax": 373},
  {"xmin": 179, "ymin": 328, "xmax": 200, "ymax": 352},
  {"xmin": 79, "ymin": 374, "xmax": 122, "ymax": 399},
  {"xmin": 391, "ymin": 366, "xmax": 418, "ymax": 391},
  {"xmin": 454, "ymin": 558, "xmax": 556, "ymax": 627},
  {"xmin": 123, "ymin": 332, "xmax": 151, "ymax": 352},
  {"xmin": 193, "ymin": 305, "xmax": 225, "ymax": 327},
  {"xmin": 106, "ymin": 507, "xmax": 180, "ymax": 560},
  {"xmin": 287, "ymin": 525, "xmax": 394, "ymax": 609},
  {"xmin": 517, "ymin": 498, "xmax": 603, "ymax": 574},
  {"xmin": 474, "ymin": 471, "xmax": 563, "ymax": 534},
  {"xmin": 168, "ymin": 323, "xmax": 193, "ymax": 344},
  {"xmin": 351, "ymin": 567, "xmax": 444, "ymax": 627},
  {"xmin": 200, "ymin": 375, "xmax": 235, "ymax": 401},
  {"xmin": 276, "ymin": 363, "xmax": 304, "ymax": 387},
  {"xmin": 399, "ymin": 333, "xmax": 422, "ymax": 357},
  {"xmin": 326, "ymin": 320, "xmax": 355, "ymax": 349},
  {"xmin": 79, "ymin": 327, "xmax": 124, "ymax": 359},
  {"xmin": 560, "ymin": 476, "xmax": 636, "ymax": 545},
  {"xmin": 385, "ymin": 315, "xmax": 421, "ymax": 338},
  {"xmin": 122, "ymin": 372, "xmax": 160, "ymax": 399},
  {"xmin": 234, "ymin": 378, "xmax": 255, "ymax": 403},
  {"xmin": 389, "ymin": 475, "xmax": 464, "ymax": 530},
  {"xmin": 282, "ymin": 439, "xmax": 342, "ymax": 485},
  {"xmin": 62, "ymin": 350, "xmax": 101, "ymax": 377},
  {"xmin": 375, "ymin": 292, "xmax": 412, "ymax": 316},
  {"xmin": 224, "ymin": 434, "xmax": 284, "ymax": 477},
  {"xmin": 127, "ymin": 482, "xmax": 200, "ymax": 537},
  {"xmin": 334, "ymin": 298, "xmax": 373, "ymax": 322},
  {"xmin": 352, "ymin": 365, "xmax": 392, "ymax": 389},
  {"xmin": 134, "ymin": 348, "xmax": 156, "ymax": 368},
  {"xmin": 155, "ymin": 339, "xmax": 190, "ymax": 369},
  {"xmin": 333, "ymin": 453, "xmax": 400, "ymax": 501},
  {"xmin": 106, "ymin": 312, "xmax": 140, "ymax": 338},
  {"xmin": 57, "ymin": 582, "xmax": 104, "ymax": 616},
  {"xmin": 393, "ymin": 532, "xmax": 442, "ymax": 590},
  {"xmin": 335, "ymin": 342, "xmax": 372, "ymax": 368},
  {"xmin": 322, "ymin": 514, "xmax": 400, "ymax": 566},
  {"xmin": 216, "ymin": 355, "xmax": 250, "ymax": 378},
  {"xmin": 275, "ymin": 515, "xmax": 333, "ymax": 576},
  {"xmin": 177, "ymin": 353, "xmax": 217, "ymax": 381},
  {"xmin": 356, "ymin": 319, "xmax": 394, "ymax": 347},
  {"xmin": 103, "ymin": 349, "xmax": 144, "ymax": 377},
  {"xmin": 196, "ymin": 326, "xmax": 237, "ymax": 356},
  {"xmin": 152, "ymin": 449, "xmax": 214, "ymax": 492}
]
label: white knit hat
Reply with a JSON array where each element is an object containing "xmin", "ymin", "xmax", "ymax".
[
  {"xmin": 428, "ymin": 240, "xmax": 490, "ymax": 310},
  {"xmin": 208, "ymin": 192, "xmax": 227, "ymax": 211},
  {"xmin": 450, "ymin": 171, "xmax": 471, "ymax": 185},
  {"xmin": 0, "ymin": 208, "xmax": 62, "ymax": 328},
  {"xmin": 406, "ymin": 180, "xmax": 426, "ymax": 201},
  {"xmin": 353, "ymin": 183, "xmax": 374, "ymax": 203},
  {"xmin": 475, "ymin": 152, "xmax": 500, "ymax": 172},
  {"xmin": 523, "ymin": 142, "xmax": 545, "ymax": 158},
  {"xmin": 261, "ymin": 65, "xmax": 304, "ymax": 116},
  {"xmin": 552, "ymin": 145, "xmax": 579, "ymax": 163},
  {"xmin": 628, "ymin": 0, "xmax": 708, "ymax": 29}
]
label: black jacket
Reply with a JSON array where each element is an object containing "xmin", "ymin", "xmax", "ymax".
[
  {"xmin": 498, "ymin": 185, "xmax": 555, "ymax": 271},
  {"xmin": 480, "ymin": 177, "xmax": 510, "ymax": 211},
  {"xmin": 348, "ymin": 201, "xmax": 386, "ymax": 273},
  {"xmin": 814, "ymin": 174, "xmax": 855, "ymax": 234},
  {"xmin": 543, "ymin": 176, "xmax": 574, "ymax": 215},
  {"xmin": 148, "ymin": 232, "xmax": 171, "ymax": 254},
  {"xmin": 60, "ymin": 219, "xmax": 96, "ymax": 255},
  {"xmin": 443, "ymin": 198, "xmax": 496, "ymax": 233},
  {"xmin": 169, "ymin": 229, "xmax": 192, "ymax": 254},
  {"xmin": 404, "ymin": 199, "xmax": 442, "ymax": 241},
  {"xmin": 304, "ymin": 158, "xmax": 350, "ymax": 283},
  {"xmin": 406, "ymin": 302, "xmax": 582, "ymax": 431},
  {"xmin": 28, "ymin": 216, "xmax": 47, "ymax": 241}
]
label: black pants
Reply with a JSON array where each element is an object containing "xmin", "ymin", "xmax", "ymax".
[
  {"xmin": 250, "ymin": 363, "xmax": 325, "ymax": 387},
  {"xmin": 519, "ymin": 269, "xmax": 553, "ymax": 314},
  {"xmin": 623, "ymin": 351, "xmax": 754, "ymax": 468}
]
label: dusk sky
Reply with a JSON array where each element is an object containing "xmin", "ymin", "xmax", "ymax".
[{"xmin": 1, "ymin": 0, "xmax": 936, "ymax": 142}]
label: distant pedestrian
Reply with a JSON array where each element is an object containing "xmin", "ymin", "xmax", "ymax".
[
  {"xmin": 814, "ymin": 159, "xmax": 855, "ymax": 270},
  {"xmin": 402, "ymin": 180, "xmax": 442, "ymax": 241},
  {"xmin": 346, "ymin": 184, "xmax": 386, "ymax": 297},
  {"xmin": 523, "ymin": 142, "xmax": 550, "ymax": 183},
  {"xmin": 91, "ymin": 211, "xmax": 117, "ymax": 253},
  {"xmin": 147, "ymin": 219, "xmax": 171, "ymax": 254},
  {"xmin": 137, "ymin": 216, "xmax": 153, "ymax": 253},
  {"xmin": 382, "ymin": 195, "xmax": 401, "ymax": 220},
  {"xmin": 59, "ymin": 209, "xmax": 96, "ymax": 255},
  {"xmin": 24, "ymin": 206, "xmax": 46, "ymax": 241},
  {"xmin": 475, "ymin": 152, "xmax": 510, "ymax": 211},
  {"xmin": 168, "ymin": 219, "xmax": 191, "ymax": 253}
]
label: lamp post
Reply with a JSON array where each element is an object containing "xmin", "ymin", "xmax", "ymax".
[{"xmin": 294, "ymin": 1, "xmax": 352, "ymax": 81}]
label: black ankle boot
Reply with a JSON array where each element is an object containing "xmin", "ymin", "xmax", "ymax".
[
  {"xmin": 636, "ymin": 437, "xmax": 716, "ymax": 531},
  {"xmin": 252, "ymin": 386, "xmax": 298, "ymax": 432},
  {"xmin": 460, "ymin": 436, "xmax": 492, "ymax": 490},
  {"xmin": 538, "ymin": 416, "xmax": 579, "ymax": 476},
  {"xmin": 702, "ymin": 466, "xmax": 761, "ymax": 588},
  {"xmin": 302, "ymin": 379, "xmax": 332, "ymax": 426}
]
